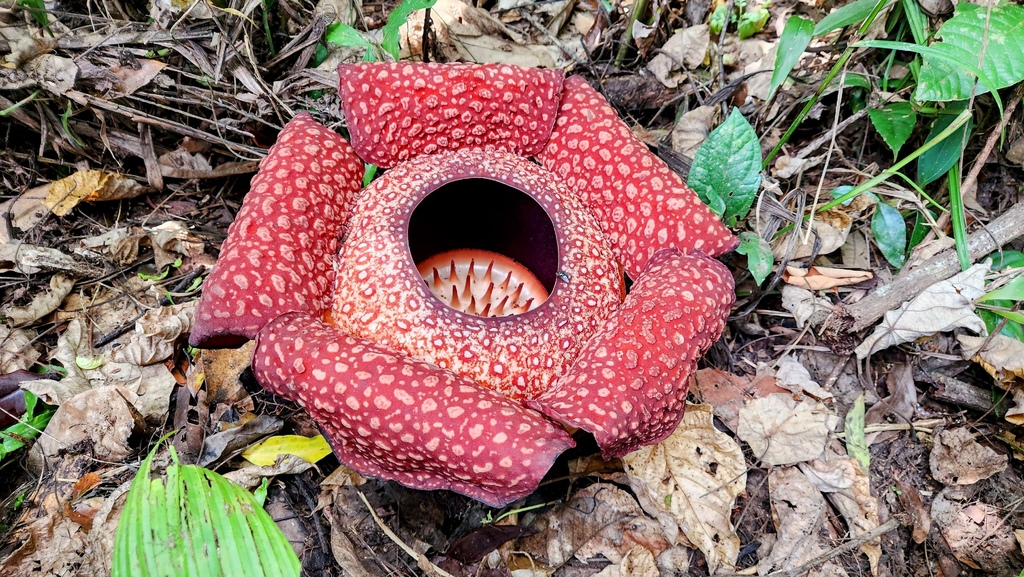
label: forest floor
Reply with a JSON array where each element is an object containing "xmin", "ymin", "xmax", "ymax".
[{"xmin": 1, "ymin": 0, "xmax": 1023, "ymax": 575}]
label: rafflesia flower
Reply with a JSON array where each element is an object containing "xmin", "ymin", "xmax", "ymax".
[{"xmin": 190, "ymin": 63, "xmax": 738, "ymax": 506}]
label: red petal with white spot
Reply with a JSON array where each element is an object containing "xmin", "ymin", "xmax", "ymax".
[
  {"xmin": 337, "ymin": 63, "xmax": 564, "ymax": 168},
  {"xmin": 537, "ymin": 76, "xmax": 738, "ymax": 279},
  {"xmin": 253, "ymin": 312, "xmax": 575, "ymax": 507},
  {"xmin": 529, "ymin": 248, "xmax": 734, "ymax": 458},
  {"xmin": 190, "ymin": 113, "xmax": 363, "ymax": 347}
]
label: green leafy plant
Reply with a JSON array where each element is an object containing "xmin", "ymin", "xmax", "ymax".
[
  {"xmin": 0, "ymin": 391, "xmax": 55, "ymax": 462},
  {"xmin": 844, "ymin": 394, "xmax": 870, "ymax": 473},
  {"xmin": 710, "ymin": 0, "xmax": 770, "ymax": 39},
  {"xmin": 322, "ymin": 0, "xmax": 438, "ymax": 63},
  {"xmin": 112, "ymin": 441, "xmax": 300, "ymax": 577},
  {"xmin": 771, "ymin": 16, "xmax": 814, "ymax": 99}
]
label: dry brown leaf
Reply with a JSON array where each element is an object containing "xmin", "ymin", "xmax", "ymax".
[
  {"xmin": 855, "ymin": 263, "xmax": 987, "ymax": 359},
  {"xmin": 757, "ymin": 467, "xmax": 848, "ymax": 576},
  {"xmin": 864, "ymin": 362, "xmax": 917, "ymax": 444},
  {"xmin": 799, "ymin": 449, "xmax": 881, "ymax": 575},
  {"xmin": 0, "ymin": 183, "xmax": 48, "ymax": 242},
  {"xmin": 75, "ymin": 227, "xmax": 144, "ymax": 266},
  {"xmin": 690, "ymin": 368, "xmax": 786, "ymax": 432},
  {"xmin": 647, "ymin": 25, "xmax": 710, "ymax": 88},
  {"xmin": 111, "ymin": 301, "xmax": 196, "ymax": 366},
  {"xmin": 1, "ymin": 325, "xmax": 39, "ymax": 374},
  {"xmin": 931, "ymin": 487, "xmax": 1020, "ymax": 574},
  {"xmin": 3, "ymin": 273, "xmax": 74, "ymax": 327},
  {"xmin": 782, "ymin": 265, "xmax": 873, "ymax": 290},
  {"xmin": 775, "ymin": 212, "xmax": 852, "ymax": 260},
  {"xmin": 145, "ymin": 221, "xmax": 205, "ymax": 270},
  {"xmin": 958, "ymin": 333, "xmax": 1024, "ymax": 383},
  {"xmin": 622, "ymin": 403, "xmax": 746, "ymax": 574},
  {"xmin": 737, "ymin": 394, "xmax": 839, "ymax": 465},
  {"xmin": 930, "ymin": 427, "xmax": 1008, "ymax": 485},
  {"xmin": 593, "ymin": 546, "xmax": 659, "ymax": 577},
  {"xmin": 37, "ymin": 385, "xmax": 140, "ymax": 460},
  {"xmin": 780, "ymin": 285, "xmax": 833, "ymax": 328},
  {"xmin": 223, "ymin": 454, "xmax": 314, "ymax": 489},
  {"xmin": 515, "ymin": 483, "xmax": 670, "ymax": 566},
  {"xmin": 1005, "ymin": 389, "xmax": 1024, "ymax": 426},
  {"xmin": 0, "ymin": 241, "xmax": 105, "ymax": 277},
  {"xmin": 670, "ymin": 106, "xmax": 716, "ymax": 158},
  {"xmin": 44, "ymin": 170, "xmax": 148, "ymax": 216},
  {"xmin": 109, "ymin": 59, "xmax": 166, "ymax": 94},
  {"xmin": 775, "ymin": 354, "xmax": 834, "ymax": 400},
  {"xmin": 23, "ymin": 53, "xmax": 78, "ymax": 95}
]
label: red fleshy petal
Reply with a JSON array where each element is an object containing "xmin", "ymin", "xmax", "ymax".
[
  {"xmin": 538, "ymin": 76, "xmax": 738, "ymax": 279},
  {"xmin": 530, "ymin": 248, "xmax": 735, "ymax": 458},
  {"xmin": 338, "ymin": 62, "xmax": 564, "ymax": 168},
  {"xmin": 190, "ymin": 113, "xmax": 364, "ymax": 347},
  {"xmin": 253, "ymin": 312, "xmax": 575, "ymax": 507}
]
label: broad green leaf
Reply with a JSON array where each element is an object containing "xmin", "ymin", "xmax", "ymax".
[
  {"xmin": 916, "ymin": 3, "xmax": 1024, "ymax": 102},
  {"xmin": 363, "ymin": 163, "xmax": 378, "ymax": 187},
  {"xmin": 978, "ymin": 276, "xmax": 1024, "ymax": 303},
  {"xmin": 917, "ymin": 104, "xmax": 973, "ymax": 187},
  {"xmin": 381, "ymin": 0, "xmax": 438, "ymax": 60},
  {"xmin": 0, "ymin": 391, "xmax": 54, "ymax": 462},
  {"xmin": 907, "ymin": 209, "xmax": 931, "ymax": 254},
  {"xmin": 737, "ymin": 7, "xmax": 770, "ymax": 39},
  {"xmin": 844, "ymin": 395, "xmax": 870, "ymax": 473},
  {"xmin": 736, "ymin": 232, "xmax": 773, "ymax": 285},
  {"xmin": 871, "ymin": 200, "xmax": 906, "ymax": 268},
  {"xmin": 989, "ymin": 251, "xmax": 1024, "ymax": 271},
  {"xmin": 242, "ymin": 434, "xmax": 333, "ymax": 466},
  {"xmin": 687, "ymin": 109, "xmax": 762, "ymax": 227},
  {"xmin": 979, "ymin": 306, "xmax": 1024, "ymax": 342},
  {"xmin": 771, "ymin": 17, "xmax": 814, "ymax": 98},
  {"xmin": 868, "ymin": 102, "xmax": 917, "ymax": 157},
  {"xmin": 113, "ymin": 443, "xmax": 300, "ymax": 577},
  {"xmin": 814, "ymin": 0, "xmax": 890, "ymax": 36},
  {"xmin": 986, "ymin": 308, "xmax": 1024, "ymax": 325},
  {"xmin": 325, "ymin": 23, "xmax": 373, "ymax": 49}
]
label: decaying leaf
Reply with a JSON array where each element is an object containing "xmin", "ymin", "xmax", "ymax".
[
  {"xmin": 224, "ymin": 454, "xmax": 315, "ymax": 489},
  {"xmin": 1, "ymin": 325, "xmax": 40, "ymax": 374},
  {"xmin": 782, "ymin": 265, "xmax": 873, "ymax": 290},
  {"xmin": 781, "ymin": 285, "xmax": 833, "ymax": 328},
  {"xmin": 758, "ymin": 466, "xmax": 848, "ymax": 576},
  {"xmin": 931, "ymin": 487, "xmax": 1021, "ymax": 574},
  {"xmin": 44, "ymin": 170, "xmax": 149, "ymax": 217},
  {"xmin": 737, "ymin": 394, "xmax": 839, "ymax": 466},
  {"xmin": 775, "ymin": 354, "xmax": 834, "ymax": 400},
  {"xmin": 516, "ymin": 483, "xmax": 671, "ymax": 567},
  {"xmin": 145, "ymin": 221, "xmax": 205, "ymax": 270},
  {"xmin": 670, "ymin": 106, "xmax": 717, "ymax": 158},
  {"xmin": 111, "ymin": 300, "xmax": 196, "ymax": 366},
  {"xmin": 855, "ymin": 263, "xmax": 988, "ymax": 359},
  {"xmin": 0, "ymin": 241, "xmax": 105, "ymax": 277},
  {"xmin": 109, "ymin": 59, "xmax": 166, "ymax": 95},
  {"xmin": 690, "ymin": 368, "xmax": 786, "ymax": 432},
  {"xmin": 775, "ymin": 210, "xmax": 853, "ymax": 260},
  {"xmin": 622, "ymin": 404, "xmax": 746, "ymax": 574},
  {"xmin": 36, "ymin": 385, "xmax": 141, "ymax": 460},
  {"xmin": 930, "ymin": 427, "xmax": 1008, "ymax": 485},
  {"xmin": 647, "ymin": 25, "xmax": 710, "ymax": 88},
  {"xmin": 592, "ymin": 546, "xmax": 659, "ymax": 577},
  {"xmin": 75, "ymin": 228, "xmax": 144, "ymax": 266},
  {"xmin": 864, "ymin": 362, "xmax": 918, "ymax": 444},
  {"xmin": 3, "ymin": 273, "xmax": 74, "ymax": 327},
  {"xmin": 799, "ymin": 449, "xmax": 881, "ymax": 574},
  {"xmin": 958, "ymin": 333, "xmax": 1024, "ymax": 383}
]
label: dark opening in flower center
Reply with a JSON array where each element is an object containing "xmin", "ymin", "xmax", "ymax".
[{"xmin": 408, "ymin": 178, "xmax": 558, "ymax": 318}]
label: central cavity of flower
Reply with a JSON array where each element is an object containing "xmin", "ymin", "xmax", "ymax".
[
  {"xmin": 408, "ymin": 177, "xmax": 558, "ymax": 318},
  {"xmin": 417, "ymin": 249, "xmax": 548, "ymax": 317}
]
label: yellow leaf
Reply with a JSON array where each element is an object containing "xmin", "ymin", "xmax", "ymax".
[
  {"xmin": 242, "ymin": 434, "xmax": 332, "ymax": 466},
  {"xmin": 44, "ymin": 170, "xmax": 147, "ymax": 216}
]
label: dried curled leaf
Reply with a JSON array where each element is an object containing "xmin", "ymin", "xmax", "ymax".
[
  {"xmin": 622, "ymin": 403, "xmax": 746, "ymax": 574},
  {"xmin": 44, "ymin": 170, "xmax": 148, "ymax": 217}
]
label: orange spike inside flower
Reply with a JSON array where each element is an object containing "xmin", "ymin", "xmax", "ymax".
[{"xmin": 417, "ymin": 249, "xmax": 548, "ymax": 317}]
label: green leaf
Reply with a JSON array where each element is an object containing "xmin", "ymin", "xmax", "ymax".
[
  {"xmin": 771, "ymin": 17, "xmax": 814, "ymax": 98},
  {"xmin": 325, "ymin": 23, "xmax": 373, "ymax": 50},
  {"xmin": 0, "ymin": 392, "xmax": 55, "ymax": 462},
  {"xmin": 868, "ymin": 102, "xmax": 917, "ymax": 157},
  {"xmin": 907, "ymin": 209, "xmax": 931, "ymax": 254},
  {"xmin": 900, "ymin": 0, "xmax": 928, "ymax": 46},
  {"xmin": 986, "ymin": 308, "xmax": 1024, "ymax": 325},
  {"xmin": 980, "ymin": 306, "xmax": 1024, "ymax": 341},
  {"xmin": 814, "ymin": 0, "xmax": 890, "ymax": 37},
  {"xmin": 363, "ymin": 163, "xmax": 378, "ymax": 187},
  {"xmin": 737, "ymin": 7, "xmax": 770, "ymax": 39},
  {"xmin": 916, "ymin": 3, "xmax": 1024, "ymax": 102},
  {"xmin": 844, "ymin": 394, "xmax": 870, "ymax": 473},
  {"xmin": 75, "ymin": 356, "xmax": 104, "ymax": 370},
  {"xmin": 736, "ymin": 232, "xmax": 774, "ymax": 285},
  {"xmin": 687, "ymin": 108, "xmax": 762, "ymax": 227},
  {"xmin": 978, "ymin": 276, "xmax": 1024, "ymax": 303},
  {"xmin": 17, "ymin": 0, "xmax": 48, "ymax": 27},
  {"xmin": 871, "ymin": 200, "xmax": 906, "ymax": 268},
  {"xmin": 113, "ymin": 443, "xmax": 300, "ymax": 577},
  {"xmin": 917, "ymin": 105, "xmax": 973, "ymax": 187},
  {"xmin": 989, "ymin": 251, "xmax": 1024, "ymax": 271},
  {"xmin": 381, "ymin": 0, "xmax": 438, "ymax": 60}
]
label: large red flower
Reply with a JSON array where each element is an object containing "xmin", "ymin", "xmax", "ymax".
[{"xmin": 190, "ymin": 63, "xmax": 737, "ymax": 506}]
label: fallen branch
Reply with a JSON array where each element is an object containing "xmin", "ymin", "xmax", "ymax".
[{"xmin": 821, "ymin": 200, "xmax": 1024, "ymax": 352}]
